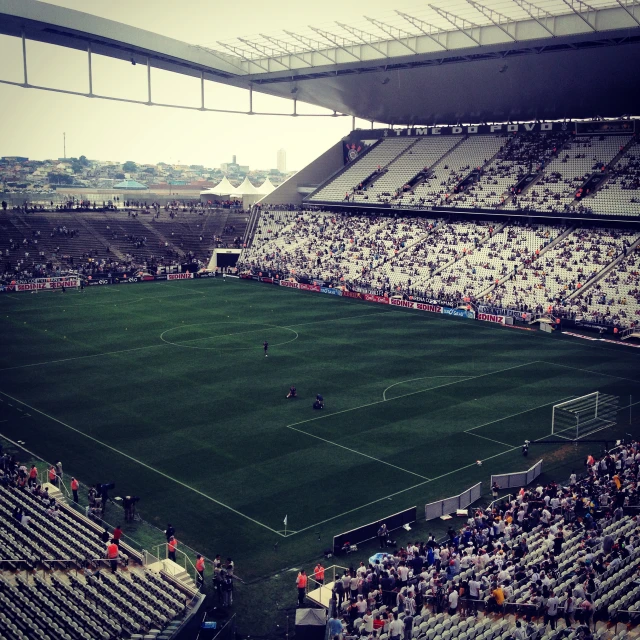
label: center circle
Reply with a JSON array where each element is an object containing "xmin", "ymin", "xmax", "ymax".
[{"xmin": 160, "ymin": 321, "xmax": 298, "ymax": 351}]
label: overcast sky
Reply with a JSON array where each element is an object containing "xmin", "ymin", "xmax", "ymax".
[{"xmin": 0, "ymin": 0, "xmax": 409, "ymax": 170}]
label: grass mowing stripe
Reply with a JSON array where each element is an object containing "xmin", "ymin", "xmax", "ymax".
[
  {"xmin": 465, "ymin": 432, "xmax": 514, "ymax": 448},
  {"xmin": 0, "ymin": 389, "xmax": 285, "ymax": 537},
  {"xmin": 541, "ymin": 360, "xmax": 640, "ymax": 384},
  {"xmin": 0, "ymin": 344, "xmax": 166, "ymax": 372},
  {"xmin": 285, "ymin": 361, "xmax": 542, "ymax": 432},
  {"xmin": 284, "ymin": 424, "xmax": 431, "ymax": 481}
]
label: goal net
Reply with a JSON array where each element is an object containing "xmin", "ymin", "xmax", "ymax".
[{"xmin": 551, "ymin": 392, "xmax": 619, "ymax": 439}]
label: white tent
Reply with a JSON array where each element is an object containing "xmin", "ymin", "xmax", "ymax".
[
  {"xmin": 234, "ymin": 176, "xmax": 260, "ymax": 195},
  {"xmin": 257, "ymin": 177, "xmax": 277, "ymax": 195},
  {"xmin": 200, "ymin": 176, "xmax": 238, "ymax": 196}
]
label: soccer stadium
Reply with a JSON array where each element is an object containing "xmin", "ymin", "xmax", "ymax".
[{"xmin": 1, "ymin": 0, "xmax": 640, "ymax": 639}]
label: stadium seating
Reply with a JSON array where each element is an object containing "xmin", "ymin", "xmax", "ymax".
[
  {"xmin": 325, "ymin": 439, "xmax": 639, "ymax": 640},
  {"xmin": 0, "ymin": 483, "xmax": 198, "ymax": 640},
  {"xmin": 490, "ymin": 228, "xmax": 639, "ymax": 312},
  {"xmin": 309, "ymin": 138, "xmax": 416, "ymax": 203},
  {"xmin": 503, "ymin": 135, "xmax": 632, "ymax": 213},
  {"xmin": 587, "ymin": 140, "xmax": 640, "ymax": 217}
]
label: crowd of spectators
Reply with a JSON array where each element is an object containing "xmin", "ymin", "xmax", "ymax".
[
  {"xmin": 240, "ymin": 210, "xmax": 640, "ymax": 329},
  {"xmin": 324, "ymin": 440, "xmax": 639, "ymax": 640}
]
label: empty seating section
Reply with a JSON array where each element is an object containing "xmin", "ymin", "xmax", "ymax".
[
  {"xmin": 352, "ymin": 137, "xmax": 463, "ymax": 204},
  {"xmin": 0, "ymin": 484, "xmax": 193, "ymax": 639},
  {"xmin": 376, "ymin": 220, "xmax": 494, "ymax": 295},
  {"xmin": 0, "ymin": 209, "xmax": 243, "ymax": 279},
  {"xmin": 504, "ymin": 136, "xmax": 631, "ymax": 213},
  {"xmin": 402, "ymin": 136, "xmax": 504, "ymax": 208},
  {"xmin": 447, "ymin": 132, "xmax": 570, "ymax": 209},
  {"xmin": 574, "ymin": 247, "xmax": 640, "ymax": 326},
  {"xmin": 309, "ymin": 138, "xmax": 415, "ymax": 202},
  {"xmin": 418, "ymin": 224, "xmax": 559, "ymax": 301},
  {"xmin": 306, "ymin": 132, "xmax": 639, "ymax": 217},
  {"xmin": 588, "ymin": 141, "xmax": 640, "ymax": 217},
  {"xmin": 491, "ymin": 228, "xmax": 639, "ymax": 312}
]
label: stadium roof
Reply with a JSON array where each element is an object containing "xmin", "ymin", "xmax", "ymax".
[{"xmin": 1, "ymin": 0, "xmax": 640, "ymax": 123}]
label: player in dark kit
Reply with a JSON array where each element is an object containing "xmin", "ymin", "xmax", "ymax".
[
  {"xmin": 263, "ymin": 341, "xmax": 268, "ymax": 357},
  {"xmin": 286, "ymin": 385, "xmax": 297, "ymax": 399}
]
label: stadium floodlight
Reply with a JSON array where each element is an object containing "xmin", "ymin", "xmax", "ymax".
[{"xmin": 551, "ymin": 392, "xmax": 619, "ymax": 440}]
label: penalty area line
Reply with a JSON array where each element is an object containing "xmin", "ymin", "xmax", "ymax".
[{"xmin": 0, "ymin": 389, "xmax": 285, "ymax": 538}]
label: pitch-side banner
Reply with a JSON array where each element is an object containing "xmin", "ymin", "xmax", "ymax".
[
  {"xmin": 478, "ymin": 312, "xmax": 511, "ymax": 325},
  {"xmin": 9, "ymin": 277, "xmax": 80, "ymax": 292},
  {"xmin": 390, "ymin": 298, "xmax": 475, "ymax": 319},
  {"xmin": 167, "ymin": 273, "xmax": 194, "ymax": 281}
]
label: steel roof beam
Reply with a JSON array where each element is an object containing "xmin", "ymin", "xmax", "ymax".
[
  {"xmin": 510, "ymin": 0, "xmax": 556, "ymax": 37},
  {"xmin": 560, "ymin": 0, "xmax": 598, "ymax": 31},
  {"xmin": 216, "ymin": 42, "xmax": 270, "ymax": 72},
  {"xmin": 364, "ymin": 16, "xmax": 419, "ymax": 54},
  {"xmin": 282, "ymin": 30, "xmax": 337, "ymax": 64},
  {"xmin": 258, "ymin": 34, "xmax": 315, "ymax": 67},
  {"xmin": 428, "ymin": 5, "xmax": 483, "ymax": 46},
  {"xmin": 464, "ymin": 0, "xmax": 518, "ymax": 41},
  {"xmin": 613, "ymin": 0, "xmax": 640, "ymax": 26},
  {"xmin": 335, "ymin": 22, "xmax": 389, "ymax": 58},
  {"xmin": 394, "ymin": 10, "xmax": 448, "ymax": 50},
  {"xmin": 237, "ymin": 38, "xmax": 292, "ymax": 70},
  {"xmin": 308, "ymin": 26, "xmax": 362, "ymax": 61}
]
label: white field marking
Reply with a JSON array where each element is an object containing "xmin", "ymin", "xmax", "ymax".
[
  {"xmin": 0, "ymin": 344, "xmax": 166, "ymax": 373},
  {"xmin": 540, "ymin": 360, "xmax": 640, "ymax": 385},
  {"xmin": 284, "ymin": 479, "xmax": 432, "ymax": 536},
  {"xmin": 383, "ymin": 376, "xmax": 475, "ymax": 401},
  {"xmin": 283, "ymin": 310, "xmax": 396, "ymax": 329},
  {"xmin": 0, "ymin": 390, "xmax": 285, "ymax": 537},
  {"xmin": 285, "ymin": 424, "xmax": 430, "ymax": 481},
  {"xmin": 464, "ymin": 395, "xmax": 576, "ymax": 432},
  {"xmin": 465, "ymin": 432, "xmax": 514, "ymax": 448},
  {"xmin": 288, "ymin": 438, "xmax": 533, "ymax": 537},
  {"xmin": 160, "ymin": 322, "xmax": 299, "ymax": 351},
  {"xmin": 0, "ymin": 310, "xmax": 397, "ymax": 372},
  {"xmin": 284, "ymin": 361, "xmax": 542, "ymax": 432},
  {"xmin": 283, "ymin": 362, "xmax": 540, "ymax": 490}
]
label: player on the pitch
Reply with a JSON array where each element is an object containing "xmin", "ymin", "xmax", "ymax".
[
  {"xmin": 286, "ymin": 385, "xmax": 297, "ymax": 399},
  {"xmin": 263, "ymin": 341, "xmax": 268, "ymax": 357}
]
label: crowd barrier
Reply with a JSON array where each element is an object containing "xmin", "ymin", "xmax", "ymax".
[
  {"xmin": 332, "ymin": 506, "xmax": 416, "ymax": 555},
  {"xmin": 491, "ymin": 459, "xmax": 543, "ymax": 490},
  {"xmin": 424, "ymin": 482, "xmax": 482, "ymax": 520}
]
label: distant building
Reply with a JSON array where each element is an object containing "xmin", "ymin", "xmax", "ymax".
[
  {"xmin": 114, "ymin": 179, "xmax": 148, "ymax": 190},
  {"xmin": 277, "ymin": 148, "xmax": 286, "ymax": 173}
]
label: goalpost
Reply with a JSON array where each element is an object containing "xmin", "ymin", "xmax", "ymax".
[{"xmin": 551, "ymin": 392, "xmax": 619, "ymax": 439}]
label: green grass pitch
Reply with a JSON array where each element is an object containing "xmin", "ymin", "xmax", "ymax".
[{"xmin": 0, "ymin": 278, "xmax": 638, "ymax": 581}]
